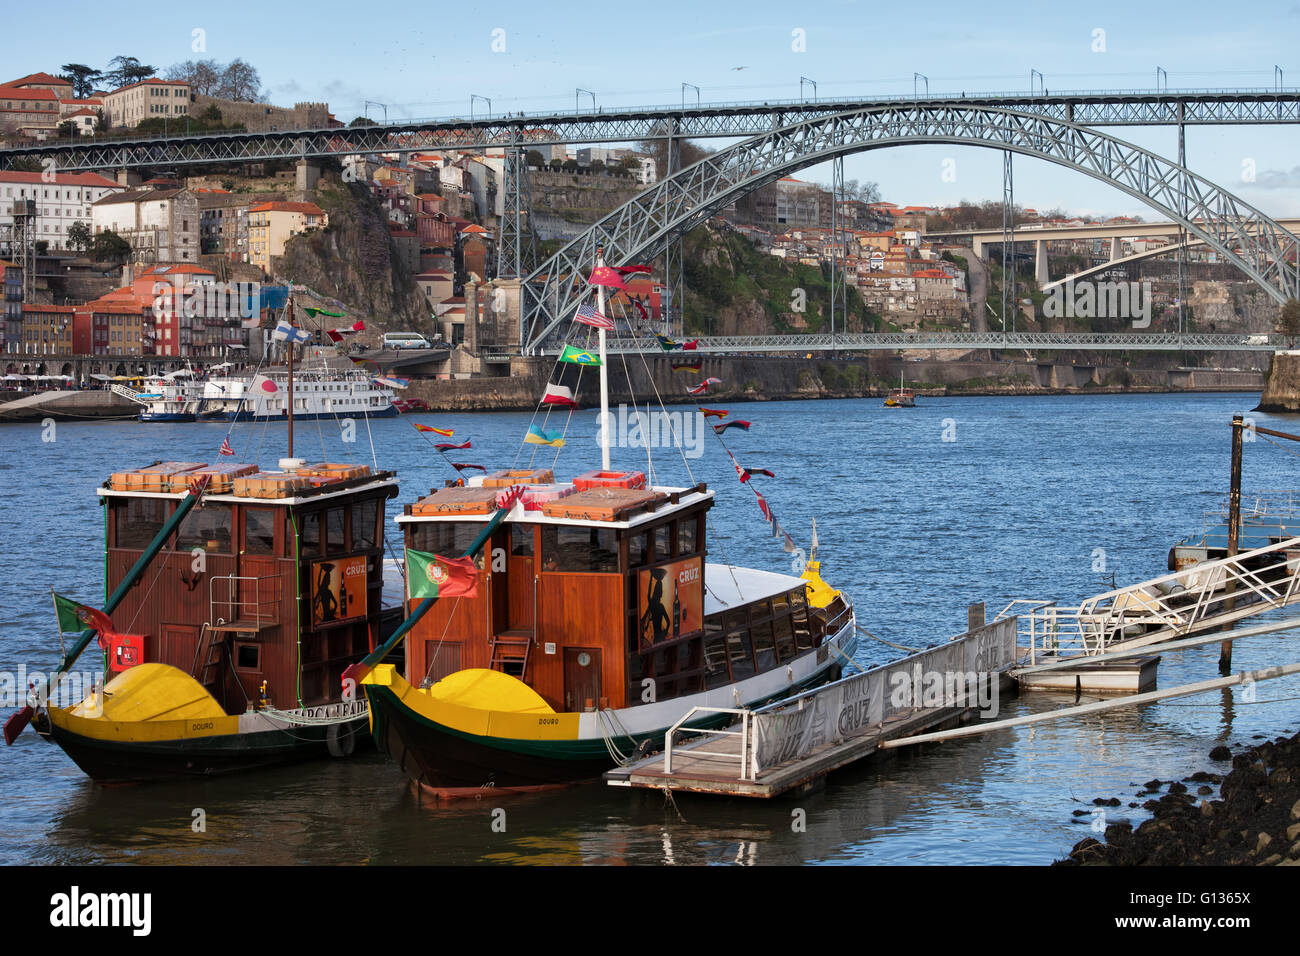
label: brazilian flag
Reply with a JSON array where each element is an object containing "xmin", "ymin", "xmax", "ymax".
[{"xmin": 559, "ymin": 345, "xmax": 600, "ymax": 367}]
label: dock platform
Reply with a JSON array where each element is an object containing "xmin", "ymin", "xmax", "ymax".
[{"xmin": 606, "ymin": 617, "xmax": 1019, "ymax": 799}]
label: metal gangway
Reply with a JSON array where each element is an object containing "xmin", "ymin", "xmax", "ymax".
[{"xmin": 997, "ymin": 534, "xmax": 1300, "ymax": 664}]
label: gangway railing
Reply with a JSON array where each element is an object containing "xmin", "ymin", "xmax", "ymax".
[
  {"xmin": 997, "ymin": 535, "xmax": 1300, "ymax": 661},
  {"xmin": 109, "ymin": 383, "xmax": 148, "ymax": 406},
  {"xmin": 663, "ymin": 706, "xmax": 755, "ymax": 781},
  {"xmin": 209, "ymin": 575, "xmax": 280, "ymax": 632}
]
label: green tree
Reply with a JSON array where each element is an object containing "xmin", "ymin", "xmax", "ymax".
[
  {"xmin": 60, "ymin": 63, "xmax": 102, "ymax": 99},
  {"xmin": 350, "ymin": 116, "xmax": 377, "ymax": 127},
  {"xmin": 1278, "ymin": 298, "xmax": 1300, "ymax": 347},
  {"xmin": 104, "ymin": 56, "xmax": 156, "ymax": 89},
  {"xmin": 34, "ymin": 240, "xmax": 49, "ymax": 255},
  {"xmin": 67, "ymin": 221, "xmax": 92, "ymax": 253},
  {"xmin": 526, "ymin": 149, "xmax": 544, "ymax": 167},
  {"xmin": 91, "ymin": 230, "xmax": 132, "ymax": 262},
  {"xmin": 58, "ymin": 120, "xmax": 77, "ymax": 139}
]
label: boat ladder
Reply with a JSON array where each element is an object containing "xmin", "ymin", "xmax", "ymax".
[
  {"xmin": 192, "ymin": 623, "xmax": 228, "ymax": 695},
  {"xmin": 488, "ymin": 629, "xmax": 533, "ymax": 678}
]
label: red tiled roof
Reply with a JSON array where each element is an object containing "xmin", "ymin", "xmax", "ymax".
[
  {"xmin": 107, "ymin": 78, "xmax": 190, "ymax": 94},
  {"xmin": 22, "ymin": 303, "xmax": 77, "ymax": 313},
  {"xmin": 0, "ymin": 170, "xmax": 120, "ymax": 188},
  {"xmin": 0, "ymin": 85, "xmax": 58, "ymax": 101},
  {"xmin": 248, "ymin": 201, "xmax": 325, "ymax": 215}
]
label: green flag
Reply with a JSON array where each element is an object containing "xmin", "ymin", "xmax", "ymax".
[
  {"xmin": 52, "ymin": 593, "xmax": 112, "ymax": 634},
  {"xmin": 303, "ymin": 307, "xmax": 346, "ymax": 318},
  {"xmin": 559, "ymin": 345, "xmax": 601, "ymax": 367}
]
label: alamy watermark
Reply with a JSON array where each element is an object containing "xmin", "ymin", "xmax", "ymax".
[
  {"xmin": 1, "ymin": 665, "xmax": 103, "ymax": 715},
  {"xmin": 596, "ymin": 405, "xmax": 706, "ymax": 459},
  {"xmin": 1044, "ymin": 278, "xmax": 1152, "ymax": 328}
]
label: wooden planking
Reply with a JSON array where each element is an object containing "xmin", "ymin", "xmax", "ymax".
[
  {"xmin": 533, "ymin": 571, "xmax": 625, "ymax": 710},
  {"xmin": 406, "ymin": 566, "xmax": 493, "ymax": 681}
]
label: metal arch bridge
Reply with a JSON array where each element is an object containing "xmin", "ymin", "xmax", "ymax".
[
  {"xmin": 520, "ymin": 103, "xmax": 1300, "ymax": 352},
  {"xmin": 523, "ymin": 331, "xmax": 1287, "ymax": 355},
  {"xmin": 3, "ymin": 87, "xmax": 1300, "ymax": 171}
]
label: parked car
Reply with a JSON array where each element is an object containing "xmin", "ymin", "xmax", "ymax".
[{"xmin": 382, "ymin": 332, "xmax": 432, "ymax": 350}]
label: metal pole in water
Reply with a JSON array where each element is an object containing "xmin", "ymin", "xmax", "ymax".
[{"xmin": 1220, "ymin": 413, "xmax": 1244, "ymax": 673}]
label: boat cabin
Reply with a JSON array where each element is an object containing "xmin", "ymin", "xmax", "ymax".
[
  {"xmin": 397, "ymin": 469, "xmax": 835, "ymax": 712},
  {"xmin": 99, "ymin": 461, "xmax": 399, "ymax": 712}
]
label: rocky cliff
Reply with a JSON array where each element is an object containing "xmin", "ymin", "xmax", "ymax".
[
  {"xmin": 275, "ymin": 177, "xmax": 433, "ymax": 335},
  {"xmin": 1255, "ymin": 352, "xmax": 1300, "ymax": 413}
]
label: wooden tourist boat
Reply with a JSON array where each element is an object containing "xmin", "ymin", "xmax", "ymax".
[
  {"xmin": 346, "ymin": 255, "xmax": 857, "ymax": 795},
  {"xmin": 6, "ymin": 300, "xmax": 403, "ymax": 783}
]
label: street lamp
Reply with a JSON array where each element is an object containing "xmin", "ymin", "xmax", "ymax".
[
  {"xmin": 365, "ymin": 100, "xmax": 388, "ymax": 125},
  {"xmin": 913, "ymin": 73, "xmax": 929, "ymax": 98},
  {"xmin": 682, "ymin": 83, "xmax": 700, "ymax": 109},
  {"xmin": 470, "ymin": 94, "xmax": 492, "ymax": 121},
  {"xmin": 1030, "ymin": 69, "xmax": 1044, "ymax": 95},
  {"xmin": 576, "ymin": 88, "xmax": 596, "ymax": 113},
  {"xmin": 1155, "ymin": 67, "xmax": 1167, "ymax": 92},
  {"xmin": 800, "ymin": 76, "xmax": 817, "ymax": 102}
]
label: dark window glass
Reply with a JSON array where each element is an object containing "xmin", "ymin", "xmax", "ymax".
[
  {"xmin": 725, "ymin": 631, "xmax": 755, "ymax": 681},
  {"xmin": 510, "ymin": 523, "xmax": 533, "ymax": 556},
  {"xmin": 409, "ymin": 522, "xmax": 485, "ymax": 562},
  {"xmin": 678, "ymin": 517, "xmax": 698, "ymax": 556},
  {"xmin": 627, "ymin": 531, "xmax": 648, "ymax": 568},
  {"xmin": 791, "ymin": 590, "xmax": 814, "ymax": 650},
  {"xmin": 541, "ymin": 525, "xmax": 618, "ymax": 573},
  {"xmin": 773, "ymin": 612, "xmax": 797, "ymax": 661},
  {"xmin": 703, "ymin": 631, "xmax": 730, "ymax": 688},
  {"xmin": 176, "ymin": 504, "xmax": 233, "ymax": 553},
  {"xmin": 300, "ymin": 512, "xmax": 321, "ymax": 557},
  {"xmin": 653, "ymin": 523, "xmax": 672, "ymax": 561},
  {"xmin": 326, "ymin": 507, "xmax": 346, "ymax": 552},
  {"xmin": 235, "ymin": 644, "xmax": 260, "ymax": 670},
  {"xmin": 351, "ymin": 499, "xmax": 378, "ymax": 550},
  {"xmin": 114, "ymin": 497, "xmax": 168, "ymax": 549},
  {"xmin": 244, "ymin": 508, "xmax": 275, "ymax": 554},
  {"xmin": 751, "ymin": 606, "xmax": 776, "ymax": 671}
]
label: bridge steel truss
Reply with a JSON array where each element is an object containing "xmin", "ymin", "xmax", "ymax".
[
  {"xmin": 520, "ymin": 104, "xmax": 1300, "ymax": 352},
  {"xmin": 4, "ymin": 91, "xmax": 1300, "ymax": 172},
  {"xmin": 537, "ymin": 331, "xmax": 1286, "ymax": 354}
]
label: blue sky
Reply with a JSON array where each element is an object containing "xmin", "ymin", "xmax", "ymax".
[{"xmin": 15, "ymin": 0, "xmax": 1300, "ymax": 216}]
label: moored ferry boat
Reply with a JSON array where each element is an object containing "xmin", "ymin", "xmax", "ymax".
[
  {"xmin": 348, "ymin": 253, "xmax": 857, "ymax": 795},
  {"xmin": 194, "ymin": 368, "xmax": 398, "ymax": 422},
  {"xmin": 6, "ymin": 297, "xmax": 405, "ymax": 783}
]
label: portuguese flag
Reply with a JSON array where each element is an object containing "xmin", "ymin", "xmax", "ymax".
[
  {"xmin": 52, "ymin": 594, "xmax": 113, "ymax": 635},
  {"xmin": 406, "ymin": 550, "xmax": 479, "ymax": 600}
]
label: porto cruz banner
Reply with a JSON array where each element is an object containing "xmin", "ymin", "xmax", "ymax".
[
  {"xmin": 310, "ymin": 555, "xmax": 368, "ymax": 628},
  {"xmin": 637, "ymin": 557, "xmax": 703, "ymax": 647}
]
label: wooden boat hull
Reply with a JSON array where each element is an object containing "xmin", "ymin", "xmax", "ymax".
[{"xmin": 36, "ymin": 712, "xmax": 370, "ymax": 784}]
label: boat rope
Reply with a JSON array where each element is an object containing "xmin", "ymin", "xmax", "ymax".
[
  {"xmin": 257, "ymin": 704, "xmax": 369, "ymax": 727},
  {"xmin": 595, "ymin": 708, "xmax": 636, "ymax": 766},
  {"xmin": 423, "ymin": 598, "xmax": 462, "ymax": 683},
  {"xmin": 857, "ymin": 624, "xmax": 920, "ymax": 654}
]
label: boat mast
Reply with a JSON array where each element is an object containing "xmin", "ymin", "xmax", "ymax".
[
  {"xmin": 287, "ymin": 295, "xmax": 295, "ymax": 460},
  {"xmin": 597, "ymin": 248, "xmax": 610, "ymax": 470}
]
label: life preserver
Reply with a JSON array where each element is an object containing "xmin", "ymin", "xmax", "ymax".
[{"xmin": 325, "ymin": 721, "xmax": 356, "ymax": 758}]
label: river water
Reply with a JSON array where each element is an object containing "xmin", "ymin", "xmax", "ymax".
[{"xmin": 2, "ymin": 391, "xmax": 1298, "ymax": 865}]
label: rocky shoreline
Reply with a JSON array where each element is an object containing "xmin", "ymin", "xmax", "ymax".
[{"xmin": 1057, "ymin": 732, "xmax": 1300, "ymax": 866}]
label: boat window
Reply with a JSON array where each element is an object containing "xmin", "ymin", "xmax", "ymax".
[
  {"xmin": 114, "ymin": 497, "xmax": 169, "ymax": 549},
  {"xmin": 751, "ymin": 611, "xmax": 777, "ymax": 671},
  {"xmin": 510, "ymin": 523, "xmax": 533, "ymax": 556},
  {"xmin": 627, "ymin": 531, "xmax": 648, "ymax": 568},
  {"xmin": 773, "ymin": 610, "xmax": 797, "ymax": 661},
  {"xmin": 176, "ymin": 504, "xmax": 233, "ymax": 554},
  {"xmin": 300, "ymin": 512, "xmax": 321, "ymax": 557},
  {"xmin": 410, "ymin": 521, "xmax": 486, "ymax": 561},
  {"xmin": 791, "ymin": 589, "xmax": 814, "ymax": 650},
  {"xmin": 541, "ymin": 525, "xmax": 618, "ymax": 573},
  {"xmin": 678, "ymin": 516, "xmax": 698, "ymax": 557},
  {"xmin": 725, "ymin": 631, "xmax": 755, "ymax": 681},
  {"xmin": 244, "ymin": 508, "xmax": 276, "ymax": 555},
  {"xmin": 351, "ymin": 499, "xmax": 378, "ymax": 550},
  {"xmin": 703, "ymin": 628, "xmax": 730, "ymax": 688},
  {"xmin": 235, "ymin": 643, "xmax": 260, "ymax": 671},
  {"xmin": 326, "ymin": 507, "xmax": 346, "ymax": 552},
  {"xmin": 652, "ymin": 523, "xmax": 672, "ymax": 561}
]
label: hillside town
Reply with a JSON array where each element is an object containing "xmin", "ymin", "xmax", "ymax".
[{"xmin": 0, "ymin": 65, "xmax": 1208, "ymax": 378}]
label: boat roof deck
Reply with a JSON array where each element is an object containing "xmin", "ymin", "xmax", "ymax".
[
  {"xmin": 398, "ymin": 482, "xmax": 713, "ymax": 530},
  {"xmin": 703, "ymin": 563, "xmax": 809, "ymax": 614}
]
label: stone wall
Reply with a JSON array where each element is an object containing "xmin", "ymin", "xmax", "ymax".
[{"xmin": 1255, "ymin": 352, "xmax": 1300, "ymax": 412}]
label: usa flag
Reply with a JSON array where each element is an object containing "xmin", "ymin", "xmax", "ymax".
[
  {"xmin": 574, "ymin": 303, "xmax": 614, "ymax": 330},
  {"xmin": 219, "ymin": 436, "xmax": 234, "ymax": 457}
]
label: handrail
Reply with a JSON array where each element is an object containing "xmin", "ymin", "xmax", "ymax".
[{"xmin": 663, "ymin": 706, "xmax": 754, "ymax": 780}]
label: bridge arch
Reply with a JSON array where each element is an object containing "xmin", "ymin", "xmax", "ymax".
[{"xmin": 522, "ymin": 105, "xmax": 1300, "ymax": 350}]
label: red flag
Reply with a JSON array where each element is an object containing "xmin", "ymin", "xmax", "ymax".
[
  {"xmin": 700, "ymin": 407, "xmax": 728, "ymax": 419},
  {"xmin": 755, "ymin": 490, "xmax": 772, "ymax": 523},
  {"xmin": 413, "ymin": 423, "xmax": 454, "ymax": 436},
  {"xmin": 630, "ymin": 297, "xmax": 649, "ymax": 321},
  {"xmin": 714, "ymin": 420, "xmax": 751, "ymax": 433},
  {"xmin": 682, "ymin": 339, "xmax": 699, "ymax": 351},
  {"xmin": 739, "ymin": 467, "xmax": 775, "ymax": 482},
  {"xmin": 614, "ymin": 264, "xmax": 653, "ymax": 276},
  {"xmin": 543, "ymin": 383, "xmax": 578, "ymax": 407},
  {"xmin": 588, "ymin": 265, "xmax": 627, "ymax": 290},
  {"xmin": 219, "ymin": 436, "xmax": 234, "ymax": 457},
  {"xmin": 436, "ymin": 440, "xmax": 472, "ymax": 451},
  {"xmin": 450, "ymin": 462, "xmax": 485, "ymax": 472}
]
